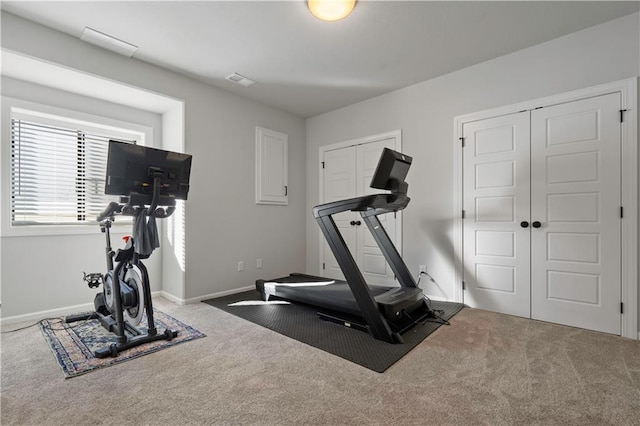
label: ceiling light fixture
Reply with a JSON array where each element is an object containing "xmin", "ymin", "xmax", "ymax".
[
  {"xmin": 80, "ymin": 27, "xmax": 138, "ymax": 58},
  {"xmin": 307, "ymin": 0, "xmax": 356, "ymax": 22}
]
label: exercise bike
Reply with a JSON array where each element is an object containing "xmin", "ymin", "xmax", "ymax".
[{"xmin": 66, "ymin": 140, "xmax": 192, "ymax": 358}]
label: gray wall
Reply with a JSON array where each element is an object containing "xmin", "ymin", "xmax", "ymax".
[
  {"xmin": 305, "ymin": 13, "xmax": 639, "ymax": 322},
  {"xmin": 1, "ymin": 9, "xmax": 637, "ymax": 331},
  {"xmin": 1, "ymin": 77, "xmax": 164, "ymax": 317},
  {"xmin": 1, "ymin": 12, "xmax": 307, "ymax": 318}
]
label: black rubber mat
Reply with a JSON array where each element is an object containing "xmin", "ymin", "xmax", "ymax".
[{"xmin": 203, "ymin": 290, "xmax": 464, "ymax": 372}]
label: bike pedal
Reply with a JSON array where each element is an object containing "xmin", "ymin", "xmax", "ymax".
[{"xmin": 83, "ymin": 272, "xmax": 104, "ymax": 288}]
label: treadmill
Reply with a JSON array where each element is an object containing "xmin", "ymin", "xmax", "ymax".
[{"xmin": 256, "ymin": 148, "xmax": 435, "ymax": 344}]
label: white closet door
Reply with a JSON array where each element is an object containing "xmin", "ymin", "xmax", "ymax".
[
  {"xmin": 321, "ymin": 146, "xmax": 357, "ymax": 280},
  {"xmin": 355, "ymin": 138, "xmax": 397, "ymax": 286},
  {"xmin": 320, "ymin": 135, "xmax": 400, "ymax": 286},
  {"xmin": 462, "ymin": 111, "xmax": 531, "ymax": 318},
  {"xmin": 530, "ymin": 93, "xmax": 621, "ymax": 334}
]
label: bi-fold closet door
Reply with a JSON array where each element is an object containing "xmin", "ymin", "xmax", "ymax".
[
  {"xmin": 321, "ymin": 136, "xmax": 399, "ymax": 287},
  {"xmin": 462, "ymin": 93, "xmax": 622, "ymax": 334}
]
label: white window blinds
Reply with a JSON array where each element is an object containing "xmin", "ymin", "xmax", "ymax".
[{"xmin": 10, "ymin": 115, "xmax": 137, "ymax": 225}]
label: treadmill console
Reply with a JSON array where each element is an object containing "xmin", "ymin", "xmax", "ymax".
[{"xmin": 370, "ymin": 148, "xmax": 412, "ymax": 194}]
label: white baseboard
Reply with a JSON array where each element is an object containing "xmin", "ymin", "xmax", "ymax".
[
  {"xmin": 424, "ymin": 294, "xmax": 452, "ymax": 303},
  {"xmin": 158, "ymin": 285, "xmax": 255, "ymax": 305},
  {"xmin": 0, "ymin": 286, "xmax": 256, "ymax": 327},
  {"xmin": 186, "ymin": 285, "xmax": 255, "ymax": 304},
  {"xmin": 2, "ymin": 291, "xmax": 168, "ymax": 326},
  {"xmin": 0, "ymin": 301, "xmax": 94, "ymax": 327},
  {"xmin": 156, "ymin": 290, "xmax": 184, "ymax": 305}
]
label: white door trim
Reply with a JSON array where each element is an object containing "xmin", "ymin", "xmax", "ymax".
[
  {"xmin": 453, "ymin": 78, "xmax": 638, "ymax": 339},
  {"xmin": 318, "ymin": 129, "xmax": 403, "ymax": 275}
]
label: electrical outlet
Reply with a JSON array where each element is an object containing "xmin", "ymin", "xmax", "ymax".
[
  {"xmin": 237, "ymin": 261, "xmax": 244, "ymax": 272},
  {"xmin": 257, "ymin": 259, "xmax": 263, "ymax": 269},
  {"xmin": 419, "ymin": 265, "xmax": 426, "ymax": 274}
]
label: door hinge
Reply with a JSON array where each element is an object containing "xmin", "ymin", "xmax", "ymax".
[
  {"xmin": 462, "ymin": 280, "xmax": 466, "ymax": 290},
  {"xmin": 459, "ymin": 137, "xmax": 465, "ymax": 147},
  {"xmin": 462, "ymin": 210, "xmax": 466, "ymax": 219},
  {"xmin": 620, "ymin": 206, "xmax": 624, "ymax": 218},
  {"xmin": 621, "ymin": 302, "xmax": 624, "ymax": 314},
  {"xmin": 322, "ymin": 262, "xmax": 325, "ymax": 270},
  {"xmin": 321, "ymin": 161, "xmax": 325, "ymax": 169},
  {"xmin": 620, "ymin": 109, "xmax": 628, "ymax": 123}
]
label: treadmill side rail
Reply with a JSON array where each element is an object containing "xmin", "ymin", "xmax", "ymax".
[
  {"xmin": 312, "ymin": 193, "xmax": 409, "ymax": 219},
  {"xmin": 360, "ymin": 211, "xmax": 420, "ymax": 290},
  {"xmin": 316, "ymin": 214, "xmax": 399, "ymax": 343}
]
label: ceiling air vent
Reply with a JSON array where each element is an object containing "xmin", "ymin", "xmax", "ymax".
[
  {"xmin": 225, "ymin": 73, "xmax": 256, "ymax": 87},
  {"xmin": 80, "ymin": 27, "xmax": 138, "ymax": 57}
]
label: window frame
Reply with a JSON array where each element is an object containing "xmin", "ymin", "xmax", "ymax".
[{"xmin": 1, "ymin": 97, "xmax": 153, "ymax": 237}]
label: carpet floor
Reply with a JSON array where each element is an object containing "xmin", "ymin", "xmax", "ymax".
[{"xmin": 2, "ymin": 298, "xmax": 638, "ymax": 425}]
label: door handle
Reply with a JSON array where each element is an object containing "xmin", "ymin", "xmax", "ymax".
[
  {"xmin": 532, "ymin": 221, "xmax": 542, "ymax": 228},
  {"xmin": 350, "ymin": 220, "xmax": 362, "ymax": 226},
  {"xmin": 520, "ymin": 221, "xmax": 529, "ymax": 228}
]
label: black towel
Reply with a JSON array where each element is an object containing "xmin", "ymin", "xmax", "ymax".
[{"xmin": 133, "ymin": 209, "xmax": 160, "ymax": 256}]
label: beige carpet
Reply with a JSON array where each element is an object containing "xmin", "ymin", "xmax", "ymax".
[{"xmin": 2, "ymin": 297, "xmax": 639, "ymax": 425}]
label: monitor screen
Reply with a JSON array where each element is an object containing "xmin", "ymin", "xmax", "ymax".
[
  {"xmin": 369, "ymin": 148, "xmax": 412, "ymax": 193},
  {"xmin": 105, "ymin": 140, "xmax": 192, "ymax": 200}
]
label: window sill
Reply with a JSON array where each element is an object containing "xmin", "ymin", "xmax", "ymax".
[{"xmin": 1, "ymin": 223, "xmax": 133, "ymax": 238}]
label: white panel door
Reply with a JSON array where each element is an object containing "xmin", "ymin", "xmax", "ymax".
[
  {"xmin": 462, "ymin": 112, "xmax": 531, "ymax": 317},
  {"xmin": 530, "ymin": 93, "xmax": 621, "ymax": 334},
  {"xmin": 462, "ymin": 93, "xmax": 623, "ymax": 335},
  {"xmin": 355, "ymin": 138, "xmax": 397, "ymax": 286},
  {"xmin": 322, "ymin": 146, "xmax": 357, "ymax": 280},
  {"xmin": 321, "ymin": 136, "xmax": 400, "ymax": 286}
]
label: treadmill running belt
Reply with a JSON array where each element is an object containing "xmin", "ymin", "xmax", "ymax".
[{"xmin": 260, "ymin": 274, "xmax": 392, "ymax": 318}]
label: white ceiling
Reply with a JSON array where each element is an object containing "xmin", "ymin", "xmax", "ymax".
[{"xmin": 2, "ymin": 1, "xmax": 638, "ymax": 118}]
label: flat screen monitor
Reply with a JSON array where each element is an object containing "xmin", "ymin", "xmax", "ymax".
[
  {"xmin": 370, "ymin": 148, "xmax": 412, "ymax": 193},
  {"xmin": 105, "ymin": 140, "xmax": 192, "ymax": 200}
]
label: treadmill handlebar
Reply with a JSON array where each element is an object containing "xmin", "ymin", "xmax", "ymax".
[{"xmin": 313, "ymin": 193, "xmax": 410, "ymax": 218}]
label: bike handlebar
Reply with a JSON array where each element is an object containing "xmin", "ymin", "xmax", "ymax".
[
  {"xmin": 97, "ymin": 201, "xmax": 176, "ymax": 222},
  {"xmin": 98, "ymin": 172, "xmax": 176, "ymax": 222},
  {"xmin": 97, "ymin": 202, "xmax": 123, "ymax": 222}
]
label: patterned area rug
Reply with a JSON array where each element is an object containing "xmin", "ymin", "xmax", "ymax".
[{"xmin": 40, "ymin": 309, "xmax": 205, "ymax": 378}]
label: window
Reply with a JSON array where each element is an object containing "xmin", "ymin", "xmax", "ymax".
[{"xmin": 8, "ymin": 106, "xmax": 146, "ymax": 229}]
